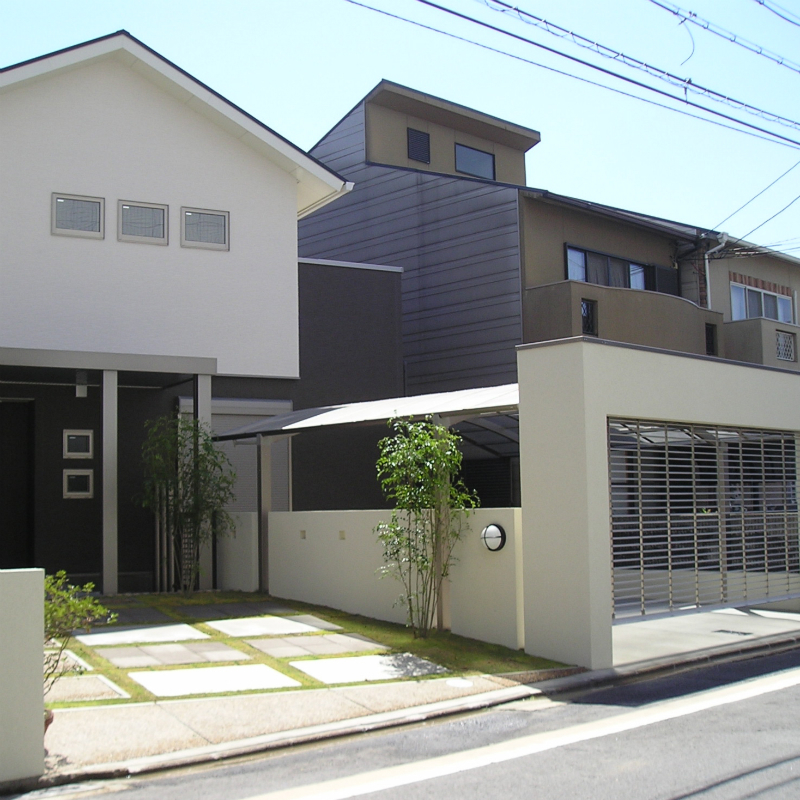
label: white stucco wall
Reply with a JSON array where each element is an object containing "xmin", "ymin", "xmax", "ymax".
[
  {"xmin": 518, "ymin": 338, "xmax": 800, "ymax": 670},
  {"xmin": 0, "ymin": 56, "xmax": 299, "ymax": 377},
  {"xmin": 268, "ymin": 509, "xmax": 523, "ymax": 648},
  {"xmin": 0, "ymin": 569, "xmax": 44, "ymax": 783},
  {"xmin": 217, "ymin": 511, "xmax": 260, "ymax": 592}
]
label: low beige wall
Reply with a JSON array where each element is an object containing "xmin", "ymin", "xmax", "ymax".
[
  {"xmin": 217, "ymin": 512, "xmax": 259, "ymax": 592},
  {"xmin": 0, "ymin": 568, "xmax": 44, "ymax": 782},
  {"xmin": 268, "ymin": 508, "xmax": 523, "ymax": 649}
]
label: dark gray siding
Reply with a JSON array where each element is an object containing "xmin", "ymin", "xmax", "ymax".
[{"xmin": 299, "ymin": 104, "xmax": 523, "ymax": 395}]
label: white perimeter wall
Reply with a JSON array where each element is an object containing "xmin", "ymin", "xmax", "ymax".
[
  {"xmin": 0, "ymin": 569, "xmax": 44, "ymax": 783},
  {"xmin": 269, "ymin": 508, "xmax": 523, "ymax": 650},
  {"xmin": 0, "ymin": 56, "xmax": 299, "ymax": 377},
  {"xmin": 518, "ymin": 338, "xmax": 800, "ymax": 670}
]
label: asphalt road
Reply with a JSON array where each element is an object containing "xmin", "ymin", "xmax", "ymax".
[{"xmin": 18, "ymin": 649, "xmax": 800, "ymax": 800}]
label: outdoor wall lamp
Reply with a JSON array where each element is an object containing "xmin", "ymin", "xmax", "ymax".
[{"xmin": 480, "ymin": 524, "xmax": 506, "ymax": 552}]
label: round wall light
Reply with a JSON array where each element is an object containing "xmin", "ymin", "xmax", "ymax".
[{"xmin": 480, "ymin": 524, "xmax": 506, "ymax": 552}]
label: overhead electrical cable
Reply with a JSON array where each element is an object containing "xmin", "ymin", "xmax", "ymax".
[
  {"xmin": 751, "ymin": 0, "xmax": 800, "ymax": 29},
  {"xmin": 409, "ymin": 0, "xmax": 800, "ymax": 150},
  {"xmin": 737, "ymin": 192, "xmax": 800, "ymax": 240},
  {"xmin": 714, "ymin": 157, "xmax": 800, "ymax": 228},
  {"xmin": 341, "ymin": 0, "xmax": 799, "ymax": 150},
  {"xmin": 478, "ymin": 0, "xmax": 800, "ymax": 131},
  {"xmin": 648, "ymin": 1, "xmax": 800, "ymax": 76}
]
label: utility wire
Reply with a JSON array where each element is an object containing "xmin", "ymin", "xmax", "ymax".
[
  {"xmin": 342, "ymin": 0, "xmax": 799, "ymax": 151},
  {"xmin": 738, "ymin": 191, "xmax": 800, "ymax": 240},
  {"xmin": 751, "ymin": 0, "xmax": 800, "ymax": 29},
  {"xmin": 648, "ymin": 0, "xmax": 800, "ymax": 76},
  {"xmin": 411, "ymin": 0, "xmax": 800, "ymax": 150},
  {"xmin": 479, "ymin": 0, "xmax": 800, "ymax": 132},
  {"xmin": 714, "ymin": 157, "xmax": 800, "ymax": 228}
]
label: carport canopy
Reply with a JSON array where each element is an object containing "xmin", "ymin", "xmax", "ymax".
[{"xmin": 215, "ymin": 383, "xmax": 519, "ymax": 447}]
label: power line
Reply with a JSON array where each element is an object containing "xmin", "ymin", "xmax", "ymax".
[
  {"xmin": 341, "ymin": 0, "xmax": 799, "ymax": 151},
  {"xmin": 648, "ymin": 0, "xmax": 800, "ymax": 76},
  {"xmin": 479, "ymin": 0, "xmax": 800, "ymax": 132},
  {"xmin": 751, "ymin": 0, "xmax": 800, "ymax": 29},
  {"xmin": 739, "ymin": 192, "xmax": 800, "ymax": 240},
  {"xmin": 714, "ymin": 157, "xmax": 800, "ymax": 228},
  {"xmin": 411, "ymin": 0, "xmax": 800, "ymax": 150}
]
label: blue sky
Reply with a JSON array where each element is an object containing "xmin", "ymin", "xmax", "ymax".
[{"xmin": 3, "ymin": 0, "xmax": 800, "ymax": 254}]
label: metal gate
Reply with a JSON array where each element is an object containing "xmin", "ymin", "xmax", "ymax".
[{"xmin": 608, "ymin": 418, "xmax": 800, "ymax": 620}]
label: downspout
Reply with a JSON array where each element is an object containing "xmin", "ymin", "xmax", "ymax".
[{"xmin": 703, "ymin": 232, "xmax": 728, "ymax": 309}]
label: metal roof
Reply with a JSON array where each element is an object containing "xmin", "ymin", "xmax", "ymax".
[{"xmin": 215, "ymin": 384, "xmax": 519, "ymax": 441}]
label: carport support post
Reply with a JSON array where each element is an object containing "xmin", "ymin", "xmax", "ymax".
[
  {"xmin": 257, "ymin": 434, "xmax": 272, "ymax": 594},
  {"xmin": 517, "ymin": 342, "xmax": 613, "ymax": 670},
  {"xmin": 193, "ymin": 374, "xmax": 214, "ymax": 590},
  {"xmin": 102, "ymin": 370, "xmax": 118, "ymax": 596}
]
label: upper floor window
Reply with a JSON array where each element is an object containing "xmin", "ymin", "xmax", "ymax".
[
  {"xmin": 730, "ymin": 282, "xmax": 793, "ymax": 324},
  {"xmin": 455, "ymin": 143, "xmax": 495, "ymax": 180},
  {"xmin": 566, "ymin": 246, "xmax": 678, "ymax": 295},
  {"xmin": 118, "ymin": 201, "xmax": 168, "ymax": 245},
  {"xmin": 51, "ymin": 193, "xmax": 104, "ymax": 239},
  {"xmin": 407, "ymin": 128, "xmax": 431, "ymax": 164},
  {"xmin": 181, "ymin": 207, "xmax": 229, "ymax": 251}
]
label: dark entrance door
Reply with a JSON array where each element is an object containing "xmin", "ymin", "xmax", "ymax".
[{"xmin": 0, "ymin": 400, "xmax": 34, "ymax": 568}]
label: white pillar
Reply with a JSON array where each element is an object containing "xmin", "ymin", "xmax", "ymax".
[
  {"xmin": 517, "ymin": 343, "xmax": 613, "ymax": 669},
  {"xmin": 102, "ymin": 370, "xmax": 118, "ymax": 596},
  {"xmin": 194, "ymin": 375, "xmax": 214, "ymax": 590},
  {"xmin": 257, "ymin": 434, "xmax": 273, "ymax": 594},
  {"xmin": 0, "ymin": 568, "xmax": 44, "ymax": 782}
]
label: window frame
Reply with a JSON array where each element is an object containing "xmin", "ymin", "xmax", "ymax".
[
  {"xmin": 51, "ymin": 193, "xmax": 104, "ymax": 239},
  {"xmin": 118, "ymin": 200, "xmax": 169, "ymax": 246},
  {"xmin": 730, "ymin": 281, "xmax": 793, "ymax": 324},
  {"xmin": 63, "ymin": 429, "xmax": 93, "ymax": 460},
  {"xmin": 180, "ymin": 207, "xmax": 230, "ymax": 251},
  {"xmin": 454, "ymin": 143, "xmax": 495, "ymax": 180},
  {"xmin": 63, "ymin": 469, "xmax": 94, "ymax": 499},
  {"xmin": 565, "ymin": 244, "xmax": 677, "ymax": 295},
  {"xmin": 407, "ymin": 128, "xmax": 431, "ymax": 164}
]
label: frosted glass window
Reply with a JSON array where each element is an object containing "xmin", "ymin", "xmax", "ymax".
[
  {"xmin": 779, "ymin": 296, "xmax": 793, "ymax": 323},
  {"xmin": 181, "ymin": 208, "xmax": 229, "ymax": 250},
  {"xmin": 629, "ymin": 264, "xmax": 646, "ymax": 290},
  {"xmin": 119, "ymin": 202, "xmax": 167, "ymax": 244},
  {"xmin": 454, "ymin": 144, "xmax": 495, "ymax": 180},
  {"xmin": 731, "ymin": 285, "xmax": 746, "ymax": 320},
  {"xmin": 52, "ymin": 194, "xmax": 104, "ymax": 239}
]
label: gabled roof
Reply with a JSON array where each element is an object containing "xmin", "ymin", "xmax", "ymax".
[{"xmin": 0, "ymin": 31, "xmax": 352, "ymax": 219}]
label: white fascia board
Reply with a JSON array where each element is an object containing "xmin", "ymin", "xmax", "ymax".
[{"xmin": 0, "ymin": 34, "xmax": 349, "ymax": 217}]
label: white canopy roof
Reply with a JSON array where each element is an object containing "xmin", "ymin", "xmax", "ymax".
[{"xmin": 216, "ymin": 384, "xmax": 519, "ymax": 441}]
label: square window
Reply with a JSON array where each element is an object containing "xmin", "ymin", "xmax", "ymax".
[
  {"xmin": 454, "ymin": 144, "xmax": 495, "ymax": 180},
  {"xmin": 777, "ymin": 331, "xmax": 796, "ymax": 362},
  {"xmin": 181, "ymin": 207, "xmax": 229, "ymax": 250},
  {"xmin": 118, "ymin": 201, "xmax": 168, "ymax": 245},
  {"xmin": 52, "ymin": 193, "xmax": 104, "ymax": 239},
  {"xmin": 63, "ymin": 429, "xmax": 93, "ymax": 459},
  {"xmin": 407, "ymin": 128, "xmax": 431, "ymax": 164},
  {"xmin": 63, "ymin": 469, "xmax": 93, "ymax": 499}
]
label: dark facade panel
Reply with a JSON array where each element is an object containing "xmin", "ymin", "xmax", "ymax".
[{"xmin": 300, "ymin": 103, "xmax": 523, "ymax": 395}]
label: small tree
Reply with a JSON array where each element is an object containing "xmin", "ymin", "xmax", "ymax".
[
  {"xmin": 141, "ymin": 416, "xmax": 236, "ymax": 593},
  {"xmin": 44, "ymin": 572, "xmax": 114, "ymax": 694},
  {"xmin": 375, "ymin": 417, "xmax": 478, "ymax": 637}
]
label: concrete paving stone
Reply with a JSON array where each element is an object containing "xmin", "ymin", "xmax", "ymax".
[
  {"xmin": 184, "ymin": 642, "xmax": 251, "ymax": 662},
  {"xmin": 99, "ymin": 607, "xmax": 174, "ymax": 626},
  {"xmin": 76, "ymin": 623, "xmax": 209, "ymax": 647},
  {"xmin": 289, "ymin": 614, "xmax": 343, "ymax": 631},
  {"xmin": 298, "ymin": 639, "xmax": 351, "ymax": 655},
  {"xmin": 291, "ymin": 653, "xmax": 447, "ymax": 684},
  {"xmin": 206, "ymin": 616, "xmax": 319, "ymax": 637},
  {"xmin": 180, "ymin": 601, "xmax": 294, "ymax": 620},
  {"xmin": 325, "ymin": 633, "xmax": 389, "ymax": 652},
  {"xmin": 128, "ymin": 664, "xmax": 301, "ymax": 697},
  {"xmin": 44, "ymin": 675, "xmax": 129, "ymax": 702},
  {"xmin": 45, "ymin": 704, "xmax": 209, "ymax": 767},
  {"xmin": 140, "ymin": 644, "xmax": 205, "ymax": 666},
  {"xmin": 94, "ymin": 647, "xmax": 161, "ymax": 668},
  {"xmin": 246, "ymin": 639, "xmax": 311, "ymax": 658}
]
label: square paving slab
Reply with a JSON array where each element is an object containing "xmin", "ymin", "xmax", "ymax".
[
  {"xmin": 128, "ymin": 664, "xmax": 300, "ymax": 697},
  {"xmin": 290, "ymin": 653, "xmax": 447, "ymax": 684},
  {"xmin": 247, "ymin": 633, "xmax": 388, "ymax": 658},
  {"xmin": 206, "ymin": 615, "xmax": 322, "ymax": 637},
  {"xmin": 75, "ymin": 623, "xmax": 208, "ymax": 647},
  {"xmin": 180, "ymin": 601, "xmax": 294, "ymax": 620},
  {"xmin": 96, "ymin": 641, "xmax": 251, "ymax": 668}
]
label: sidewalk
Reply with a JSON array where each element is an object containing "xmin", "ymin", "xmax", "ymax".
[{"xmin": 10, "ymin": 603, "xmax": 800, "ymax": 793}]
